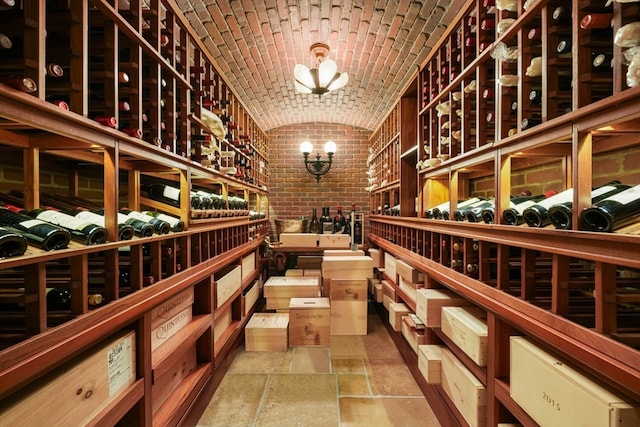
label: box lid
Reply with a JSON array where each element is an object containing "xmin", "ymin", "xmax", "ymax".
[{"xmin": 289, "ymin": 297, "xmax": 331, "ymax": 309}]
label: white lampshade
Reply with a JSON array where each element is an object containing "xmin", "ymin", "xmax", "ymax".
[
  {"xmin": 294, "ymin": 64, "xmax": 314, "ymax": 89},
  {"xmin": 317, "ymin": 58, "xmax": 337, "ymax": 87},
  {"xmin": 300, "ymin": 140, "xmax": 313, "ymax": 154},
  {"xmin": 327, "ymin": 72, "xmax": 349, "ymax": 91},
  {"xmin": 294, "ymin": 80, "xmax": 312, "ymax": 94},
  {"xmin": 324, "ymin": 140, "xmax": 337, "ymax": 154}
]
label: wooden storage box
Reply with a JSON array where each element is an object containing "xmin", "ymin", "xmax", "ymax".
[
  {"xmin": 510, "ymin": 336, "xmax": 640, "ymax": 427},
  {"xmin": 389, "ymin": 302, "xmax": 411, "ymax": 332},
  {"xmin": 416, "ymin": 288, "xmax": 468, "ymax": 327},
  {"xmin": 241, "ymin": 251, "xmax": 256, "ymax": 281},
  {"xmin": 322, "ymin": 255, "xmax": 373, "ymax": 280},
  {"xmin": 215, "ymin": 265, "xmax": 242, "ymax": 308},
  {"xmin": 398, "ymin": 275, "xmax": 418, "ymax": 305},
  {"xmin": 401, "ymin": 315, "xmax": 426, "ymax": 353},
  {"xmin": 263, "ymin": 276, "xmax": 320, "ymax": 299},
  {"xmin": 396, "ymin": 258, "xmax": 424, "ymax": 284},
  {"xmin": 266, "ymin": 297, "xmax": 294, "ymax": 311},
  {"xmin": 214, "ymin": 306, "xmax": 232, "ymax": 343},
  {"xmin": 441, "ymin": 306, "xmax": 488, "ymax": 367},
  {"xmin": 152, "ymin": 345, "xmax": 197, "ymax": 413},
  {"xmin": 441, "ymin": 348, "xmax": 487, "ymax": 427},
  {"xmin": 383, "ymin": 294, "xmax": 394, "ymax": 311},
  {"xmin": 384, "ymin": 252, "xmax": 397, "ymax": 282},
  {"xmin": 0, "ymin": 331, "xmax": 136, "ymax": 426},
  {"xmin": 280, "ymin": 233, "xmax": 318, "ymax": 247},
  {"xmin": 324, "ymin": 249, "xmax": 364, "ymax": 256},
  {"xmin": 285, "ymin": 268, "xmax": 304, "ymax": 277},
  {"xmin": 303, "ymin": 268, "xmax": 322, "ymax": 278},
  {"xmin": 418, "ymin": 344, "xmax": 444, "ymax": 384},
  {"xmin": 151, "ymin": 306, "xmax": 193, "ymax": 351},
  {"xmin": 296, "ymin": 255, "xmax": 323, "ymax": 269},
  {"xmin": 288, "ymin": 297, "xmax": 331, "ymax": 347},
  {"xmin": 317, "ymin": 233, "xmax": 351, "ymax": 248},
  {"xmin": 368, "ymin": 277, "xmax": 380, "ymax": 295},
  {"xmin": 330, "ymin": 279, "xmax": 368, "ymax": 300},
  {"xmin": 368, "ymin": 248, "xmax": 383, "ymax": 268},
  {"xmin": 245, "ymin": 313, "xmax": 289, "ymax": 352},
  {"xmin": 242, "ymin": 280, "xmax": 260, "ymax": 316},
  {"xmin": 374, "ymin": 282, "xmax": 384, "ymax": 303},
  {"xmin": 150, "ymin": 287, "xmax": 194, "ymax": 330},
  {"xmin": 330, "ymin": 300, "xmax": 368, "ymax": 335}
]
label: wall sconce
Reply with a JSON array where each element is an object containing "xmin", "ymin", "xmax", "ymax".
[{"xmin": 300, "ymin": 140, "xmax": 337, "ymax": 183}]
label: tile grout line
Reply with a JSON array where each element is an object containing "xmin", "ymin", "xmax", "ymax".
[{"xmin": 252, "ymin": 373, "xmax": 272, "ymax": 427}]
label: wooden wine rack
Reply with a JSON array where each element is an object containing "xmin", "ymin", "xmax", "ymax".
[
  {"xmin": 0, "ymin": 1, "xmax": 269, "ymax": 425},
  {"xmin": 368, "ymin": 1, "xmax": 640, "ymax": 426}
]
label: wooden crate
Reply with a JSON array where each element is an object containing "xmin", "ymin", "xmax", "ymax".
[
  {"xmin": 510, "ymin": 336, "xmax": 640, "ymax": 427},
  {"xmin": 285, "ymin": 268, "xmax": 305, "ymax": 277},
  {"xmin": 215, "ymin": 265, "xmax": 242, "ymax": 308},
  {"xmin": 242, "ymin": 280, "xmax": 260, "ymax": 316},
  {"xmin": 396, "ymin": 258, "xmax": 424, "ymax": 284},
  {"xmin": 317, "ymin": 233, "xmax": 350, "ymax": 248},
  {"xmin": 303, "ymin": 269, "xmax": 322, "ymax": 278},
  {"xmin": 383, "ymin": 294, "xmax": 394, "ymax": 311},
  {"xmin": 368, "ymin": 248, "xmax": 383, "ymax": 268},
  {"xmin": 241, "ymin": 251, "xmax": 256, "ymax": 281},
  {"xmin": 151, "ymin": 307, "xmax": 193, "ymax": 351},
  {"xmin": 263, "ymin": 276, "xmax": 320, "ymax": 299},
  {"xmin": 415, "ymin": 288, "xmax": 468, "ymax": 327},
  {"xmin": 441, "ymin": 306, "xmax": 488, "ymax": 367},
  {"xmin": 322, "ymin": 255, "xmax": 373, "ymax": 280},
  {"xmin": 296, "ymin": 255, "xmax": 323, "ymax": 269},
  {"xmin": 398, "ymin": 275, "xmax": 418, "ymax": 306},
  {"xmin": 280, "ymin": 233, "xmax": 318, "ymax": 247},
  {"xmin": 374, "ymin": 282, "xmax": 383, "ymax": 303},
  {"xmin": 324, "ymin": 249, "xmax": 364, "ymax": 256},
  {"xmin": 330, "ymin": 279, "xmax": 367, "ymax": 300},
  {"xmin": 389, "ymin": 302, "xmax": 411, "ymax": 332},
  {"xmin": 0, "ymin": 331, "xmax": 136, "ymax": 426},
  {"xmin": 384, "ymin": 252, "xmax": 397, "ymax": 282},
  {"xmin": 441, "ymin": 348, "xmax": 487, "ymax": 427},
  {"xmin": 245, "ymin": 313, "xmax": 289, "ymax": 352},
  {"xmin": 152, "ymin": 345, "xmax": 197, "ymax": 413},
  {"xmin": 401, "ymin": 315, "xmax": 426, "ymax": 353},
  {"xmin": 368, "ymin": 277, "xmax": 380, "ymax": 295},
  {"xmin": 150, "ymin": 287, "xmax": 194, "ymax": 330},
  {"xmin": 288, "ymin": 297, "xmax": 331, "ymax": 347},
  {"xmin": 214, "ymin": 306, "xmax": 232, "ymax": 343},
  {"xmin": 330, "ymin": 300, "xmax": 367, "ymax": 335},
  {"xmin": 266, "ymin": 297, "xmax": 293, "ymax": 311},
  {"xmin": 418, "ymin": 344, "xmax": 444, "ymax": 384}
]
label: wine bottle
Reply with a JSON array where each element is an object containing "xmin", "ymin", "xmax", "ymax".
[
  {"xmin": 142, "ymin": 211, "xmax": 185, "ymax": 232},
  {"xmin": 0, "ymin": 207, "xmax": 70, "ymax": 250},
  {"xmin": 454, "ymin": 198, "xmax": 491, "ymax": 221},
  {"xmin": 343, "ymin": 205, "xmax": 352, "ymax": 236},
  {"xmin": 0, "ymin": 76, "xmax": 37, "ymax": 93},
  {"xmin": 556, "ymin": 40, "xmax": 572, "ymax": 57},
  {"xmin": 592, "ymin": 52, "xmax": 613, "ymax": 69},
  {"xmin": 441, "ymin": 197, "xmax": 483, "ymax": 221},
  {"xmin": 27, "ymin": 208, "xmax": 107, "ymax": 245},
  {"xmin": 95, "ymin": 210, "xmax": 154, "ymax": 237},
  {"xmin": 427, "ymin": 200, "xmax": 449, "ymax": 219},
  {"xmin": 548, "ymin": 183, "xmax": 630, "ymax": 229},
  {"xmin": 0, "ymin": 226, "xmax": 28, "ymax": 258},
  {"xmin": 521, "ymin": 117, "xmax": 541, "ymax": 129},
  {"xmin": 308, "ymin": 208, "xmax": 319, "ymax": 234},
  {"xmin": 465, "ymin": 198, "xmax": 495, "ymax": 222},
  {"xmin": 0, "ymin": 33, "xmax": 12, "ymax": 49},
  {"xmin": 481, "ymin": 193, "xmax": 540, "ymax": 224},
  {"xmin": 580, "ymin": 184, "xmax": 640, "ymax": 232},
  {"xmin": 552, "ymin": 6, "xmax": 570, "ymax": 21},
  {"xmin": 333, "ymin": 206, "xmax": 346, "ymax": 233},
  {"xmin": 580, "ymin": 13, "xmax": 613, "ymax": 30},
  {"xmin": 47, "ymin": 287, "xmax": 71, "ymax": 310},
  {"xmin": 71, "ymin": 210, "xmax": 134, "ymax": 240},
  {"xmin": 319, "ymin": 206, "xmax": 331, "ymax": 234},
  {"xmin": 353, "ymin": 204, "xmax": 363, "ymax": 245},
  {"xmin": 502, "ymin": 191, "xmax": 556, "ymax": 225},
  {"xmin": 120, "ymin": 208, "xmax": 171, "ymax": 234},
  {"xmin": 145, "ymin": 183, "xmax": 201, "ymax": 209},
  {"xmin": 523, "ymin": 188, "xmax": 576, "ymax": 227},
  {"xmin": 529, "ymin": 89, "xmax": 542, "ymax": 105},
  {"xmin": 93, "ymin": 116, "xmax": 118, "ymax": 128}
]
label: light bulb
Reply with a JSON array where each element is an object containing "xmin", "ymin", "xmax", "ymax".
[
  {"xmin": 300, "ymin": 140, "xmax": 313, "ymax": 154},
  {"xmin": 324, "ymin": 141, "xmax": 337, "ymax": 154}
]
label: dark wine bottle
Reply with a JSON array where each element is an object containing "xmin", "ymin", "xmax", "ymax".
[
  {"xmin": 352, "ymin": 204, "xmax": 363, "ymax": 245},
  {"xmin": 445, "ymin": 197, "xmax": 483, "ymax": 221},
  {"xmin": 481, "ymin": 193, "xmax": 540, "ymax": 224},
  {"xmin": 47, "ymin": 287, "xmax": 71, "ymax": 310},
  {"xmin": 523, "ymin": 188, "xmax": 575, "ymax": 227},
  {"xmin": 142, "ymin": 211, "xmax": 185, "ymax": 232},
  {"xmin": 146, "ymin": 183, "xmax": 201, "ymax": 209},
  {"xmin": 319, "ymin": 206, "xmax": 331, "ymax": 234},
  {"xmin": 71, "ymin": 210, "xmax": 134, "ymax": 240},
  {"xmin": 309, "ymin": 208, "xmax": 319, "ymax": 234},
  {"xmin": 556, "ymin": 40, "xmax": 572, "ymax": 57},
  {"xmin": 120, "ymin": 208, "xmax": 171, "ymax": 234},
  {"xmin": 0, "ymin": 76, "xmax": 37, "ymax": 93},
  {"xmin": 502, "ymin": 191, "xmax": 557, "ymax": 225},
  {"xmin": 548, "ymin": 183, "xmax": 630, "ymax": 229},
  {"xmin": 95, "ymin": 210, "xmax": 154, "ymax": 238},
  {"xmin": 0, "ymin": 207, "xmax": 70, "ymax": 250},
  {"xmin": 464, "ymin": 198, "xmax": 495, "ymax": 222},
  {"xmin": 0, "ymin": 226, "xmax": 28, "ymax": 258},
  {"xmin": 333, "ymin": 206, "xmax": 346, "ymax": 233},
  {"xmin": 580, "ymin": 184, "xmax": 640, "ymax": 232},
  {"xmin": 27, "ymin": 208, "xmax": 107, "ymax": 245},
  {"xmin": 427, "ymin": 200, "xmax": 450, "ymax": 219}
]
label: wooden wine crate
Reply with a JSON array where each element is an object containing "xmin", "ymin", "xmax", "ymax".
[
  {"xmin": 510, "ymin": 336, "xmax": 640, "ymax": 427},
  {"xmin": 241, "ymin": 251, "xmax": 256, "ymax": 281},
  {"xmin": 330, "ymin": 279, "xmax": 368, "ymax": 300},
  {"xmin": 151, "ymin": 307, "xmax": 193, "ymax": 351},
  {"xmin": 266, "ymin": 297, "xmax": 294, "ymax": 311},
  {"xmin": 150, "ymin": 287, "xmax": 194, "ymax": 330},
  {"xmin": 368, "ymin": 277, "xmax": 380, "ymax": 295},
  {"xmin": 389, "ymin": 302, "xmax": 411, "ymax": 332},
  {"xmin": 441, "ymin": 348, "xmax": 487, "ymax": 427},
  {"xmin": 317, "ymin": 233, "xmax": 350, "ymax": 248},
  {"xmin": 0, "ymin": 331, "xmax": 136, "ymax": 426},
  {"xmin": 280, "ymin": 233, "xmax": 318, "ymax": 247},
  {"xmin": 418, "ymin": 344, "xmax": 444, "ymax": 384},
  {"xmin": 374, "ymin": 282, "xmax": 383, "ymax": 303},
  {"xmin": 152, "ymin": 345, "xmax": 197, "ymax": 413},
  {"xmin": 285, "ymin": 268, "xmax": 305, "ymax": 277},
  {"xmin": 296, "ymin": 255, "xmax": 323, "ymax": 269},
  {"xmin": 399, "ymin": 275, "xmax": 418, "ymax": 306},
  {"xmin": 330, "ymin": 300, "xmax": 368, "ymax": 335},
  {"xmin": 263, "ymin": 276, "xmax": 320, "ymax": 299},
  {"xmin": 324, "ymin": 249, "xmax": 364, "ymax": 256},
  {"xmin": 383, "ymin": 294, "xmax": 395, "ymax": 311},
  {"xmin": 396, "ymin": 258, "xmax": 424, "ymax": 284},
  {"xmin": 401, "ymin": 315, "xmax": 426, "ymax": 353},
  {"xmin": 214, "ymin": 306, "xmax": 232, "ymax": 343},
  {"xmin": 245, "ymin": 313, "xmax": 289, "ymax": 352},
  {"xmin": 368, "ymin": 248, "xmax": 383, "ymax": 268},
  {"xmin": 441, "ymin": 306, "xmax": 488, "ymax": 367},
  {"xmin": 415, "ymin": 288, "xmax": 468, "ymax": 327},
  {"xmin": 288, "ymin": 297, "xmax": 331, "ymax": 347},
  {"xmin": 303, "ymin": 269, "xmax": 322, "ymax": 278},
  {"xmin": 242, "ymin": 280, "xmax": 260, "ymax": 316},
  {"xmin": 215, "ymin": 265, "xmax": 242, "ymax": 308},
  {"xmin": 321, "ymin": 255, "xmax": 373, "ymax": 280},
  {"xmin": 384, "ymin": 252, "xmax": 397, "ymax": 282}
]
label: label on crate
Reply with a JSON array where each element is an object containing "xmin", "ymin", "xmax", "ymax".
[{"xmin": 107, "ymin": 333, "xmax": 134, "ymax": 396}]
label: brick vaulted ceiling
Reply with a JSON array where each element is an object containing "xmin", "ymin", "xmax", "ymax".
[{"xmin": 175, "ymin": 0, "xmax": 466, "ymax": 132}]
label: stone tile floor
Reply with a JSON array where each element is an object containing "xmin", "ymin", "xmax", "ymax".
[{"xmin": 196, "ymin": 307, "xmax": 441, "ymax": 427}]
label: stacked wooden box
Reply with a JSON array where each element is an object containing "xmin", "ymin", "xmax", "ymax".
[
  {"xmin": 395, "ymin": 259, "xmax": 424, "ymax": 306},
  {"xmin": 214, "ymin": 264, "xmax": 242, "ymax": 309},
  {"xmin": 151, "ymin": 287, "xmax": 194, "ymax": 351},
  {"xmin": 245, "ymin": 313, "xmax": 289, "ymax": 352},
  {"xmin": 279, "ymin": 233, "xmax": 318, "ymax": 248},
  {"xmin": 263, "ymin": 276, "xmax": 321, "ymax": 310},
  {"xmin": 288, "ymin": 297, "xmax": 331, "ymax": 346},
  {"xmin": 441, "ymin": 347, "xmax": 487, "ymax": 427}
]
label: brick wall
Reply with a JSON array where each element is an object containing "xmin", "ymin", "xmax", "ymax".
[{"xmin": 267, "ymin": 122, "xmax": 372, "ymax": 240}]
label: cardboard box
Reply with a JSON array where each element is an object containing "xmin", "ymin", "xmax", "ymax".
[
  {"xmin": 441, "ymin": 348, "xmax": 487, "ymax": 427},
  {"xmin": 296, "ymin": 255, "xmax": 323, "ymax": 269},
  {"xmin": 330, "ymin": 300, "xmax": 367, "ymax": 335},
  {"xmin": 510, "ymin": 336, "xmax": 640, "ymax": 427},
  {"xmin": 215, "ymin": 265, "xmax": 242, "ymax": 308},
  {"xmin": 151, "ymin": 307, "xmax": 193, "ymax": 351},
  {"xmin": 280, "ymin": 233, "xmax": 318, "ymax": 247},
  {"xmin": 441, "ymin": 306, "xmax": 488, "ymax": 367},
  {"xmin": 0, "ymin": 331, "xmax": 136, "ymax": 426},
  {"xmin": 418, "ymin": 344, "xmax": 444, "ymax": 384},
  {"xmin": 396, "ymin": 258, "xmax": 424, "ymax": 284},
  {"xmin": 263, "ymin": 276, "xmax": 320, "ymax": 299},
  {"xmin": 242, "ymin": 280, "xmax": 260, "ymax": 316},
  {"xmin": 401, "ymin": 315, "xmax": 426, "ymax": 353},
  {"xmin": 241, "ymin": 251, "xmax": 256, "ymax": 281},
  {"xmin": 330, "ymin": 279, "xmax": 367, "ymax": 300},
  {"xmin": 245, "ymin": 313, "xmax": 289, "ymax": 352},
  {"xmin": 150, "ymin": 287, "xmax": 194, "ymax": 330},
  {"xmin": 288, "ymin": 297, "xmax": 331, "ymax": 347},
  {"xmin": 322, "ymin": 255, "xmax": 373, "ymax": 280},
  {"xmin": 285, "ymin": 269, "xmax": 304, "ymax": 277},
  {"xmin": 374, "ymin": 282, "xmax": 383, "ymax": 303},
  {"xmin": 318, "ymin": 233, "xmax": 351, "ymax": 248},
  {"xmin": 416, "ymin": 288, "xmax": 468, "ymax": 327},
  {"xmin": 384, "ymin": 252, "xmax": 397, "ymax": 283},
  {"xmin": 389, "ymin": 302, "xmax": 411, "ymax": 332},
  {"xmin": 368, "ymin": 248, "xmax": 383, "ymax": 268}
]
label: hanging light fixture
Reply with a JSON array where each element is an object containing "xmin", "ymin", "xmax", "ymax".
[
  {"xmin": 300, "ymin": 140, "xmax": 337, "ymax": 182},
  {"xmin": 294, "ymin": 42, "xmax": 349, "ymax": 96}
]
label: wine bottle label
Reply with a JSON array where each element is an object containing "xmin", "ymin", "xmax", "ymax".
[
  {"xmin": 144, "ymin": 212, "xmax": 181, "ymax": 227},
  {"xmin": 19, "ymin": 219, "xmax": 49, "ymax": 228},
  {"xmin": 591, "ymin": 185, "xmax": 617, "ymax": 198},
  {"xmin": 75, "ymin": 211, "xmax": 106, "ymax": 226},
  {"xmin": 36, "ymin": 211, "xmax": 95, "ymax": 232},
  {"xmin": 124, "ymin": 210, "xmax": 152, "ymax": 223},
  {"xmin": 162, "ymin": 186, "xmax": 181, "ymax": 201},
  {"xmin": 603, "ymin": 185, "xmax": 640, "ymax": 204},
  {"xmin": 513, "ymin": 199, "xmax": 537, "ymax": 214},
  {"xmin": 536, "ymin": 189, "xmax": 573, "ymax": 209}
]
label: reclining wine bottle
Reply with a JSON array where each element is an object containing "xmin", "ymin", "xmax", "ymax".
[
  {"xmin": 580, "ymin": 184, "xmax": 640, "ymax": 232},
  {"xmin": 0, "ymin": 206, "xmax": 70, "ymax": 250}
]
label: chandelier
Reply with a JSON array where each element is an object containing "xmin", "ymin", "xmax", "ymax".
[
  {"xmin": 300, "ymin": 140, "xmax": 337, "ymax": 182},
  {"xmin": 294, "ymin": 43, "xmax": 348, "ymax": 96}
]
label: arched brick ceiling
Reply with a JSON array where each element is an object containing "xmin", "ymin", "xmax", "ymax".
[{"xmin": 175, "ymin": 0, "xmax": 465, "ymax": 131}]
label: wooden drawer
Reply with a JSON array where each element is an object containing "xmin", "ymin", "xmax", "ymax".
[
  {"xmin": 441, "ymin": 306, "xmax": 488, "ymax": 367},
  {"xmin": 245, "ymin": 313, "xmax": 289, "ymax": 352},
  {"xmin": 152, "ymin": 345, "xmax": 197, "ymax": 413},
  {"xmin": 242, "ymin": 280, "xmax": 260, "ymax": 316},
  {"xmin": 330, "ymin": 278, "xmax": 368, "ymax": 300},
  {"xmin": 0, "ymin": 331, "xmax": 136, "ymax": 426},
  {"xmin": 214, "ymin": 306, "xmax": 233, "ymax": 343},
  {"xmin": 510, "ymin": 336, "xmax": 640, "ymax": 427},
  {"xmin": 215, "ymin": 265, "xmax": 242, "ymax": 308},
  {"xmin": 388, "ymin": 302, "xmax": 411, "ymax": 332},
  {"xmin": 441, "ymin": 348, "xmax": 487, "ymax": 427},
  {"xmin": 241, "ymin": 251, "xmax": 256, "ymax": 281},
  {"xmin": 288, "ymin": 297, "xmax": 331, "ymax": 347},
  {"xmin": 330, "ymin": 300, "xmax": 367, "ymax": 336},
  {"xmin": 418, "ymin": 344, "xmax": 444, "ymax": 384},
  {"xmin": 401, "ymin": 315, "xmax": 426, "ymax": 353},
  {"xmin": 416, "ymin": 288, "xmax": 468, "ymax": 327}
]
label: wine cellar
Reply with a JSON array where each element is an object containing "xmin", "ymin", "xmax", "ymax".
[{"xmin": 1, "ymin": 0, "xmax": 640, "ymax": 426}]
